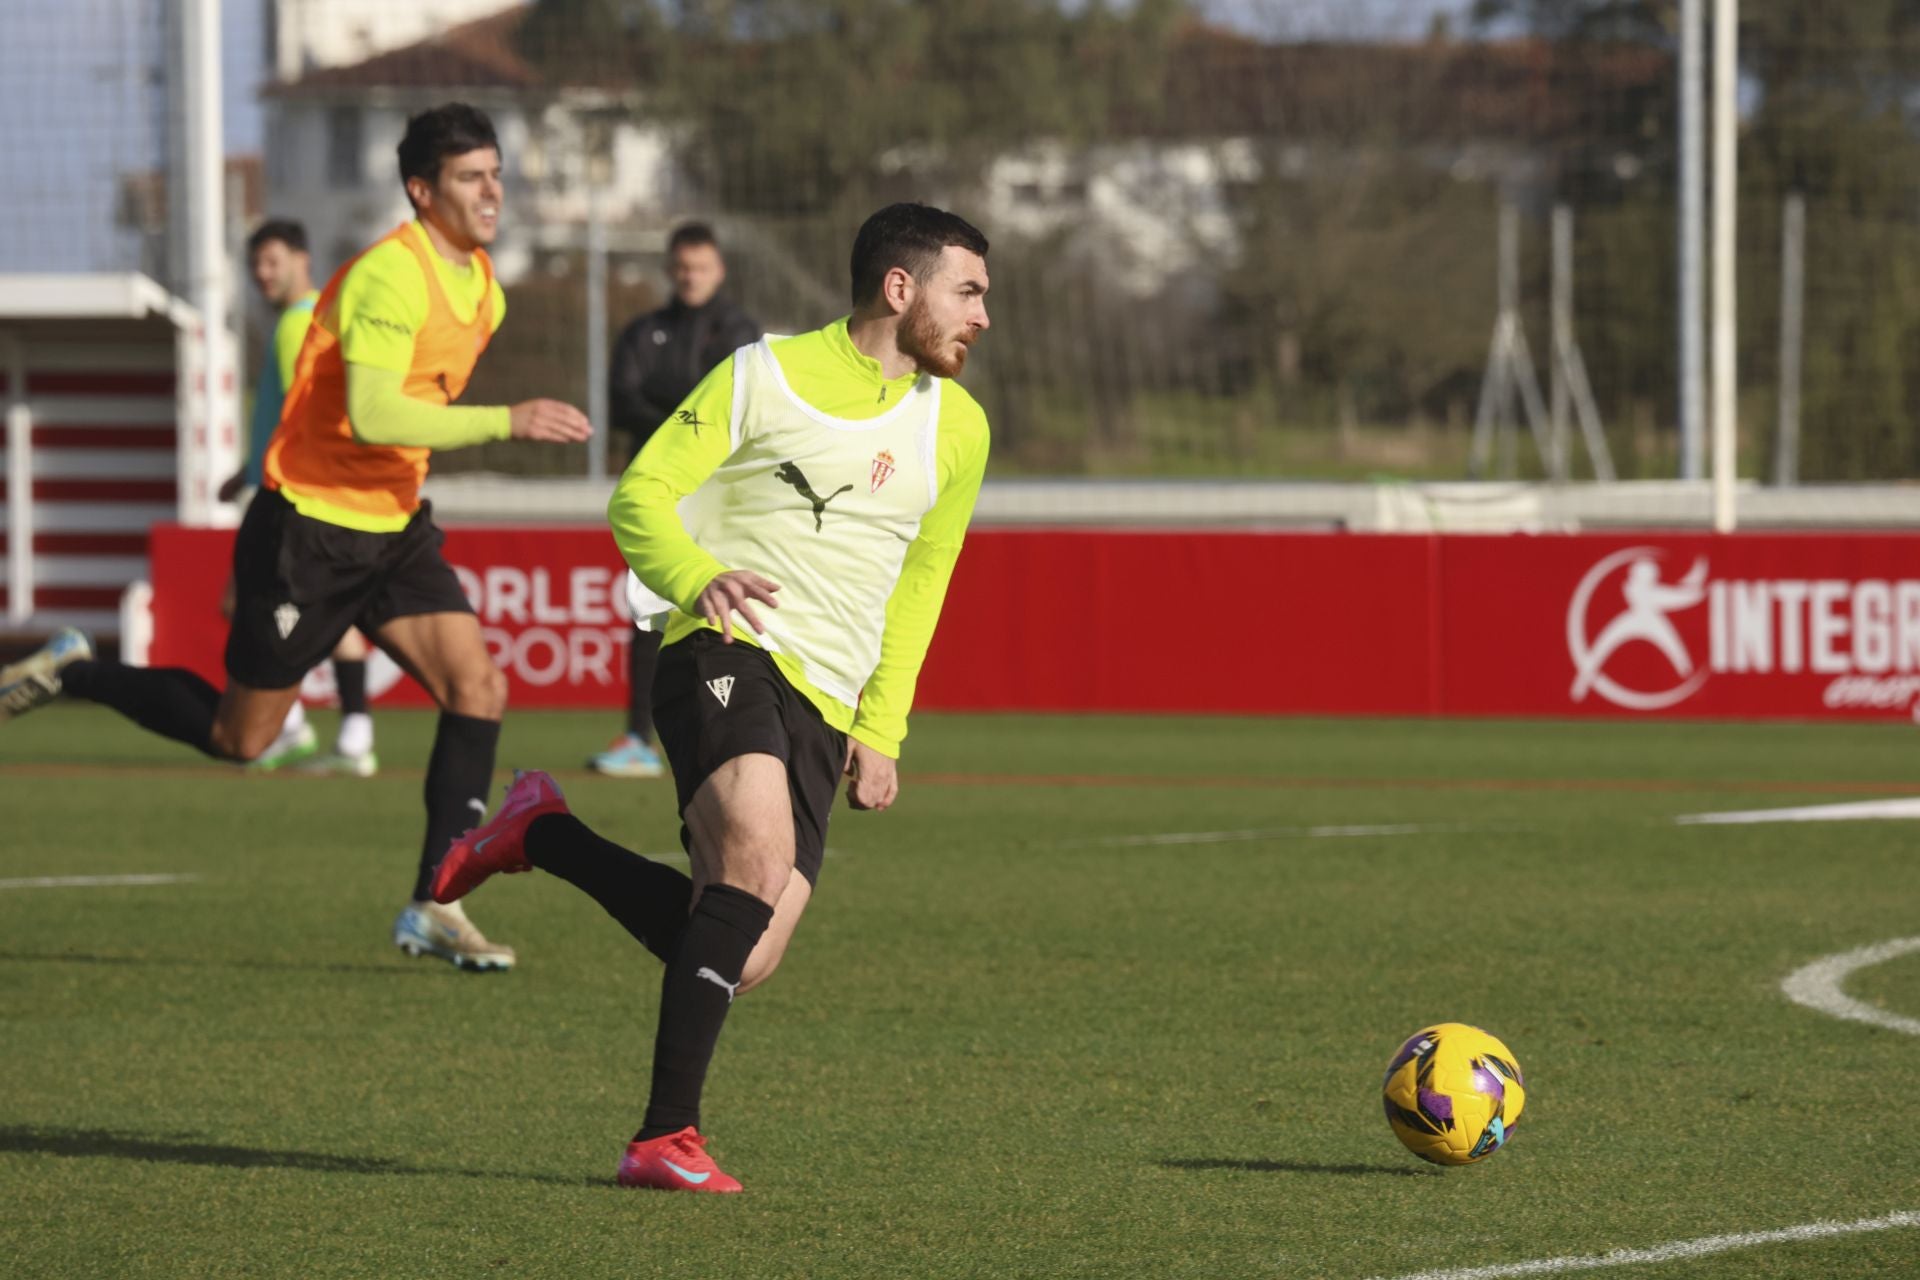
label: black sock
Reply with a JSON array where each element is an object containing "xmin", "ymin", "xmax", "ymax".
[
  {"xmin": 626, "ymin": 631, "xmax": 661, "ymax": 741},
  {"xmin": 60, "ymin": 660, "xmax": 221, "ymax": 758},
  {"xmin": 414, "ymin": 712, "xmax": 500, "ymax": 902},
  {"xmin": 638, "ymin": 883, "xmax": 775, "ymax": 1140},
  {"xmin": 334, "ymin": 659, "xmax": 368, "ymax": 716},
  {"xmin": 524, "ymin": 812, "xmax": 694, "ymax": 962}
]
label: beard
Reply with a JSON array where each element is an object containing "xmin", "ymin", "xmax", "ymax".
[{"xmin": 900, "ymin": 296, "xmax": 970, "ymax": 378}]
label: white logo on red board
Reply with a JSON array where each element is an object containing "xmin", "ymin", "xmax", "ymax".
[{"xmin": 1567, "ymin": 547, "xmax": 1711, "ymax": 710}]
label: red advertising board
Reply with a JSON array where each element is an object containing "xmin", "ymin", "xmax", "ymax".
[
  {"xmin": 149, "ymin": 524, "xmax": 639, "ymax": 708},
  {"xmin": 146, "ymin": 523, "xmax": 1920, "ymax": 722},
  {"xmin": 1436, "ymin": 532, "xmax": 1920, "ymax": 721},
  {"xmin": 913, "ymin": 529, "xmax": 1436, "ymax": 714}
]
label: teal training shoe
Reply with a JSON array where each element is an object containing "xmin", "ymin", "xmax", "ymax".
[
  {"xmin": 0, "ymin": 627, "xmax": 93, "ymax": 722},
  {"xmin": 588, "ymin": 732, "xmax": 664, "ymax": 778}
]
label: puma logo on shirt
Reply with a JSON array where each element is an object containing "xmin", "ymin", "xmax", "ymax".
[{"xmin": 774, "ymin": 461, "xmax": 853, "ymax": 532}]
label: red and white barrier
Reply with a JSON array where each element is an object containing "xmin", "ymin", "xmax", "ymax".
[
  {"xmin": 1, "ymin": 273, "xmax": 217, "ymax": 637},
  {"xmin": 147, "ymin": 523, "xmax": 1920, "ymax": 722}
]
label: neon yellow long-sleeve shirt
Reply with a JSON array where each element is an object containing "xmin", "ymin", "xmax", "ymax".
[
  {"xmin": 338, "ymin": 222, "xmax": 510, "ymax": 451},
  {"xmin": 609, "ymin": 318, "xmax": 990, "ymax": 758}
]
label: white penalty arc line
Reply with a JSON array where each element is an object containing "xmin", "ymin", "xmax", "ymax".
[
  {"xmin": 0, "ymin": 874, "xmax": 200, "ymax": 891},
  {"xmin": 1372, "ymin": 939, "xmax": 1920, "ymax": 1280},
  {"xmin": 1372, "ymin": 1210, "xmax": 1920, "ymax": 1280},
  {"xmin": 1781, "ymin": 935, "xmax": 1920, "ymax": 1037}
]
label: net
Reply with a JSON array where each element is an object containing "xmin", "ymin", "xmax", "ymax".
[{"xmin": 8, "ymin": 0, "xmax": 1920, "ymax": 486}]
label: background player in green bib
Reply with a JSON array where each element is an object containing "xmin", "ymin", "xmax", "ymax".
[
  {"xmin": 227, "ymin": 220, "xmax": 321, "ymax": 503},
  {"xmin": 220, "ymin": 219, "xmax": 381, "ymax": 777},
  {"xmin": 435, "ymin": 203, "xmax": 992, "ymax": 1191}
]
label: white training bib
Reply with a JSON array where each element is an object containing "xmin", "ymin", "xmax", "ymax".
[{"xmin": 626, "ymin": 338, "xmax": 941, "ymax": 707}]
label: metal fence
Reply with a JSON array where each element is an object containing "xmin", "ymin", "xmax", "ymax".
[{"xmin": 6, "ymin": 0, "xmax": 1920, "ymax": 485}]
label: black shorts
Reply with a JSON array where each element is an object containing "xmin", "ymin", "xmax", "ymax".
[
  {"xmin": 224, "ymin": 487, "xmax": 472, "ymax": 689},
  {"xmin": 652, "ymin": 629, "xmax": 848, "ymax": 886}
]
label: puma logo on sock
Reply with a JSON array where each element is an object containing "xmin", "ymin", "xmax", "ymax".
[{"xmin": 695, "ymin": 966, "xmax": 740, "ymax": 1002}]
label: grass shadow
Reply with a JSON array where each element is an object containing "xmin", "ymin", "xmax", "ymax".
[
  {"xmin": 0, "ymin": 1126, "xmax": 604, "ymax": 1188},
  {"xmin": 1161, "ymin": 1157, "xmax": 1434, "ymax": 1178},
  {"xmin": 0, "ymin": 950, "xmax": 445, "ymax": 978}
]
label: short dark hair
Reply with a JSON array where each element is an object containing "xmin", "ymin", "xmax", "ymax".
[
  {"xmin": 668, "ymin": 222, "xmax": 719, "ymax": 254},
  {"xmin": 396, "ymin": 103, "xmax": 500, "ymax": 205},
  {"xmin": 247, "ymin": 219, "xmax": 308, "ymax": 258},
  {"xmin": 849, "ymin": 203, "xmax": 989, "ymax": 306}
]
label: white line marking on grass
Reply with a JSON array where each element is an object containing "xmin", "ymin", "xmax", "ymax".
[
  {"xmin": 1372, "ymin": 1210, "xmax": 1920, "ymax": 1280},
  {"xmin": 1677, "ymin": 796, "xmax": 1920, "ymax": 825},
  {"xmin": 1782, "ymin": 936, "xmax": 1920, "ymax": 1037},
  {"xmin": 0, "ymin": 874, "xmax": 200, "ymax": 891},
  {"xmin": 1091, "ymin": 822, "xmax": 1516, "ymax": 848}
]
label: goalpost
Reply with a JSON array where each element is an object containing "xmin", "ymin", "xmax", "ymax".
[{"xmin": 173, "ymin": 0, "xmax": 241, "ymax": 529}]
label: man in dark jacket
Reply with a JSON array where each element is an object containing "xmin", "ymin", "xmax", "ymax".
[{"xmin": 593, "ymin": 223, "xmax": 762, "ymax": 777}]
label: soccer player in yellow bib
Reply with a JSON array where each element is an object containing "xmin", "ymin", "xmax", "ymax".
[
  {"xmin": 0, "ymin": 104, "xmax": 593, "ymax": 973},
  {"xmin": 435, "ymin": 204, "xmax": 992, "ymax": 1190}
]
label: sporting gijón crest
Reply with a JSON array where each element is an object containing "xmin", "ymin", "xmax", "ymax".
[{"xmin": 869, "ymin": 449, "xmax": 896, "ymax": 495}]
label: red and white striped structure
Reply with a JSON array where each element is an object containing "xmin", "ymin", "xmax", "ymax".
[{"xmin": 0, "ymin": 274, "xmax": 238, "ymax": 638}]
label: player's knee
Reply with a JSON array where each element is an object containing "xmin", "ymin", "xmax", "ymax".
[
  {"xmin": 713, "ymin": 856, "xmax": 789, "ymax": 911},
  {"xmin": 204, "ymin": 722, "xmax": 246, "ymax": 761},
  {"xmin": 445, "ymin": 663, "xmax": 507, "ymax": 719},
  {"xmin": 209, "ymin": 718, "xmax": 274, "ymax": 763},
  {"xmin": 748, "ymin": 867, "xmax": 789, "ymax": 907},
  {"xmin": 743, "ymin": 855, "xmax": 793, "ymax": 908}
]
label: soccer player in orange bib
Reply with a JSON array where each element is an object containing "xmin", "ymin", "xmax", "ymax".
[{"xmin": 0, "ymin": 103, "xmax": 592, "ymax": 972}]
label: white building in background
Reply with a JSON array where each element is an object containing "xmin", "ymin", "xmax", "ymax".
[
  {"xmin": 263, "ymin": 4, "xmax": 681, "ymax": 284},
  {"xmin": 270, "ymin": 0, "xmax": 522, "ymax": 81},
  {"xmin": 977, "ymin": 140, "xmax": 1257, "ymax": 297}
]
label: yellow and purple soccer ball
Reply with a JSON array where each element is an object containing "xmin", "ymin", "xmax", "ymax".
[{"xmin": 1381, "ymin": 1023, "xmax": 1526, "ymax": 1166}]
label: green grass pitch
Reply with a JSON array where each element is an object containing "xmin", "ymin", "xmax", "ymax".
[{"xmin": 4, "ymin": 706, "xmax": 1920, "ymax": 1278}]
